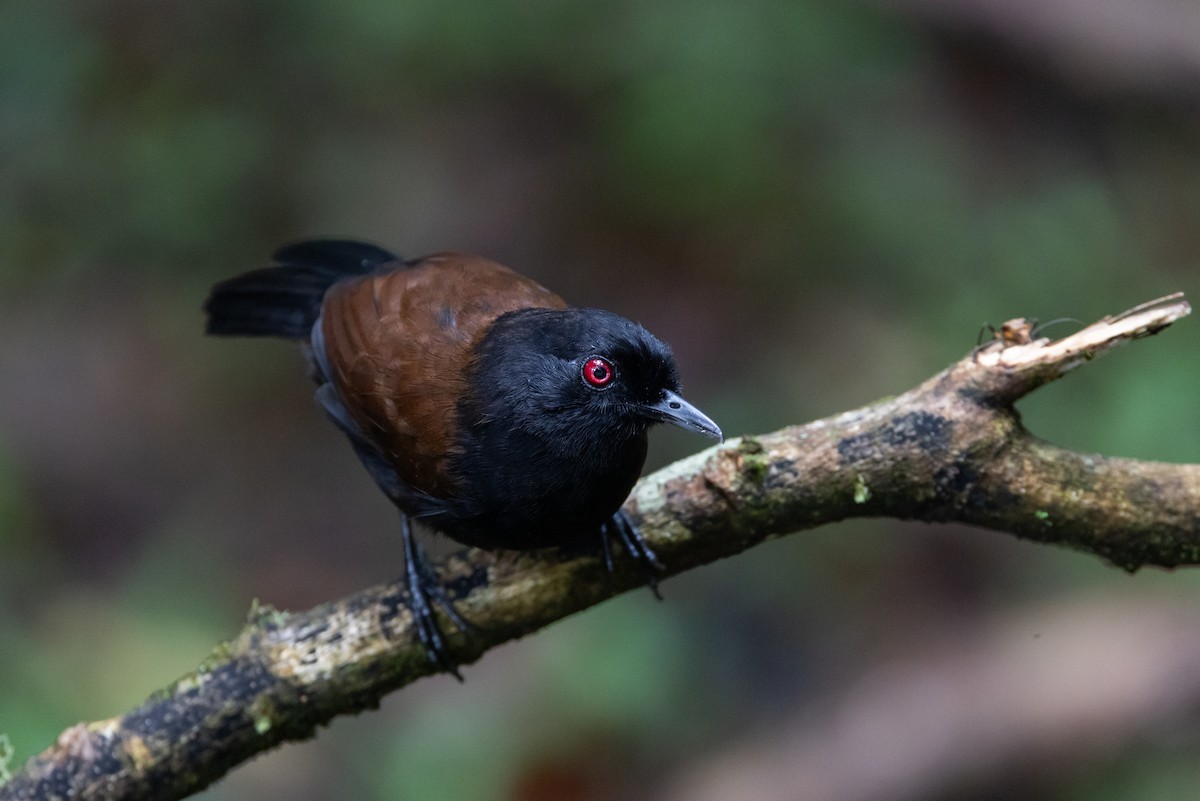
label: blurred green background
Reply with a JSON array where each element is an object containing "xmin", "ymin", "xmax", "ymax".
[{"xmin": 4, "ymin": 0, "xmax": 1200, "ymax": 799}]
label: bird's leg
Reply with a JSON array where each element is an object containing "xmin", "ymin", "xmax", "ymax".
[
  {"xmin": 599, "ymin": 523, "xmax": 616, "ymax": 574},
  {"xmin": 316, "ymin": 384, "xmax": 471, "ymax": 678},
  {"xmin": 401, "ymin": 513, "xmax": 471, "ymax": 680},
  {"xmin": 601, "ymin": 510, "xmax": 664, "ymax": 600}
]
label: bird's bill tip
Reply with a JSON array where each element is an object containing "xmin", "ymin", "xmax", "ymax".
[{"xmin": 644, "ymin": 390, "xmax": 723, "ymax": 442}]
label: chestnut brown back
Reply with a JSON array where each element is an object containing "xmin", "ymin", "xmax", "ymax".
[{"xmin": 320, "ymin": 253, "xmax": 567, "ymax": 498}]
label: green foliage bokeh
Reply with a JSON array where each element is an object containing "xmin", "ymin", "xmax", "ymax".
[{"xmin": 2, "ymin": 1, "xmax": 1199, "ymax": 799}]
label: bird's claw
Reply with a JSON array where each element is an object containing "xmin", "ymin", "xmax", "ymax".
[
  {"xmin": 402, "ymin": 515, "xmax": 471, "ymax": 680},
  {"xmin": 602, "ymin": 510, "xmax": 665, "ymax": 600}
]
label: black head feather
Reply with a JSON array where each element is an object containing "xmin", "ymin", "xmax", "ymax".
[{"xmin": 441, "ymin": 307, "xmax": 686, "ymax": 548}]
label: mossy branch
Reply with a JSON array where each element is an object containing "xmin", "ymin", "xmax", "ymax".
[{"xmin": 2, "ymin": 294, "xmax": 1194, "ymax": 801}]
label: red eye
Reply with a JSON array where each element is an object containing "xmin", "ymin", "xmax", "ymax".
[{"xmin": 582, "ymin": 356, "xmax": 615, "ymax": 389}]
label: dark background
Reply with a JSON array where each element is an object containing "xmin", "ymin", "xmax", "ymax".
[{"xmin": 4, "ymin": 1, "xmax": 1200, "ymax": 799}]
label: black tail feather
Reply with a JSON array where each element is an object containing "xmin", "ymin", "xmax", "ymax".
[
  {"xmin": 205, "ymin": 239, "xmax": 400, "ymax": 340},
  {"xmin": 272, "ymin": 239, "xmax": 399, "ymax": 271}
]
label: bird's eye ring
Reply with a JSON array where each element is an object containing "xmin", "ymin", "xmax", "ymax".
[{"xmin": 581, "ymin": 356, "xmax": 616, "ymax": 389}]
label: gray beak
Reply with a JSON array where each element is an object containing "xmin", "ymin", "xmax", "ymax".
[{"xmin": 643, "ymin": 389, "xmax": 723, "ymax": 441}]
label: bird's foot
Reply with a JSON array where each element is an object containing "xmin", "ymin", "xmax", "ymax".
[
  {"xmin": 402, "ymin": 517, "xmax": 472, "ymax": 680},
  {"xmin": 601, "ymin": 510, "xmax": 665, "ymax": 600}
]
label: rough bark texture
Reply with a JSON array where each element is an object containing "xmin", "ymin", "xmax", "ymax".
[{"xmin": 1, "ymin": 294, "xmax": 1193, "ymax": 801}]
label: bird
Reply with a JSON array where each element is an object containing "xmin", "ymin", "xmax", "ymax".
[{"xmin": 204, "ymin": 240, "xmax": 722, "ymax": 676}]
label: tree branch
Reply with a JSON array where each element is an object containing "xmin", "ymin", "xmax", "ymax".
[{"xmin": 2, "ymin": 294, "xmax": 1193, "ymax": 801}]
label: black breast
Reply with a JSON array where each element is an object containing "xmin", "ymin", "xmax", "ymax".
[{"xmin": 436, "ymin": 424, "xmax": 648, "ymax": 550}]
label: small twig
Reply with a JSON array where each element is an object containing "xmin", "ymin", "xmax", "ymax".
[
  {"xmin": 974, "ymin": 292, "xmax": 1188, "ymax": 373},
  {"xmin": 2, "ymin": 294, "xmax": 1194, "ymax": 801}
]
